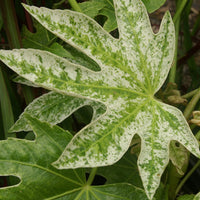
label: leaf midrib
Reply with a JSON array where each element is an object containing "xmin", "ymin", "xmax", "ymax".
[
  {"xmin": 91, "ymin": 187, "xmax": 129, "ymax": 200},
  {"xmin": 33, "ymin": 69, "xmax": 149, "ymax": 98},
  {"xmin": 125, "ymin": 14, "xmax": 152, "ymax": 94},
  {"xmin": 0, "ymin": 160, "xmax": 82, "ymax": 186}
]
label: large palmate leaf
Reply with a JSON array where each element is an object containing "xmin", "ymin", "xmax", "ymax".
[
  {"xmin": 0, "ymin": 0, "xmax": 200, "ymax": 199},
  {"xmin": 0, "ymin": 114, "xmax": 149, "ymax": 199}
]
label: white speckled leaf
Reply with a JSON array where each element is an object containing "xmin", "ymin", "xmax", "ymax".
[
  {"xmin": 0, "ymin": 0, "xmax": 200, "ymax": 199},
  {"xmin": 10, "ymin": 91, "xmax": 106, "ymax": 132}
]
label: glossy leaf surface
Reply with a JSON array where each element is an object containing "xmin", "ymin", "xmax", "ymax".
[{"xmin": 0, "ymin": 0, "xmax": 200, "ymax": 199}]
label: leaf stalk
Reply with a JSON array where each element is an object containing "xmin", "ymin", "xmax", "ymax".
[
  {"xmin": 68, "ymin": 0, "xmax": 82, "ymax": 12},
  {"xmin": 86, "ymin": 167, "xmax": 98, "ymax": 186},
  {"xmin": 183, "ymin": 88, "xmax": 200, "ymax": 120},
  {"xmin": 181, "ymin": 88, "xmax": 199, "ymax": 99},
  {"xmin": 175, "ymin": 160, "xmax": 200, "ymax": 196},
  {"xmin": 169, "ymin": 0, "xmax": 187, "ymax": 83}
]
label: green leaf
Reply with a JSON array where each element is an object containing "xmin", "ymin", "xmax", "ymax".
[
  {"xmin": 177, "ymin": 194, "xmax": 195, "ymax": 200},
  {"xmin": 79, "ymin": 0, "xmax": 166, "ymax": 33},
  {"xmin": 22, "ymin": 20, "xmax": 100, "ymax": 71},
  {"xmin": 52, "ymin": 183, "xmax": 150, "ymax": 200},
  {"xmin": 0, "ymin": 0, "xmax": 200, "ymax": 199},
  {"xmin": 80, "ymin": 0, "xmax": 117, "ymax": 32},
  {"xmin": 10, "ymin": 91, "xmax": 106, "ymax": 132},
  {"xmin": 97, "ymin": 148, "xmax": 143, "ymax": 188},
  {"xmin": 0, "ymin": 114, "xmax": 85, "ymax": 199},
  {"xmin": 142, "ymin": 0, "xmax": 166, "ymax": 13},
  {"xmin": 0, "ymin": 114, "xmax": 149, "ymax": 199},
  {"xmin": 22, "ymin": 20, "xmax": 57, "ymax": 50}
]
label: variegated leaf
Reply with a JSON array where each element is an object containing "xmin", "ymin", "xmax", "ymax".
[
  {"xmin": 194, "ymin": 192, "xmax": 200, "ymax": 200},
  {"xmin": 10, "ymin": 91, "xmax": 105, "ymax": 132},
  {"xmin": 0, "ymin": 0, "xmax": 200, "ymax": 199}
]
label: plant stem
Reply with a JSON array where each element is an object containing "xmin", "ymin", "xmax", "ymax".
[
  {"xmin": 22, "ymin": 85, "xmax": 34, "ymax": 105},
  {"xmin": 178, "ymin": 41, "xmax": 200, "ymax": 66},
  {"xmin": 0, "ymin": 0, "xmax": 21, "ymax": 48},
  {"xmin": 191, "ymin": 12, "xmax": 200, "ymax": 36},
  {"xmin": 169, "ymin": 0, "xmax": 188, "ymax": 83},
  {"xmin": 181, "ymin": 88, "xmax": 199, "ymax": 99},
  {"xmin": 68, "ymin": 0, "xmax": 82, "ymax": 12},
  {"xmin": 167, "ymin": 162, "xmax": 184, "ymax": 200},
  {"xmin": 169, "ymin": 16, "xmax": 180, "ymax": 83},
  {"xmin": 183, "ymin": 88, "xmax": 200, "ymax": 120},
  {"xmin": 1, "ymin": 0, "xmax": 34, "ymax": 105},
  {"xmin": 0, "ymin": 66, "xmax": 15, "ymax": 138},
  {"xmin": 53, "ymin": 0, "xmax": 66, "ymax": 9},
  {"xmin": 86, "ymin": 168, "xmax": 97, "ymax": 186},
  {"xmin": 173, "ymin": 0, "xmax": 187, "ymax": 23},
  {"xmin": 175, "ymin": 160, "xmax": 200, "ymax": 196}
]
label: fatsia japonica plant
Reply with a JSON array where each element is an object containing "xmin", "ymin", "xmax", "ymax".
[{"xmin": 0, "ymin": 0, "xmax": 200, "ymax": 199}]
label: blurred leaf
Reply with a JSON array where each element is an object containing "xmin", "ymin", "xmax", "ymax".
[
  {"xmin": 13, "ymin": 76, "xmax": 39, "ymax": 87},
  {"xmin": 0, "ymin": 9, "xmax": 3, "ymax": 31},
  {"xmin": 79, "ymin": 0, "xmax": 167, "ymax": 32},
  {"xmin": 22, "ymin": 21, "xmax": 71, "ymax": 57},
  {"xmin": 79, "ymin": 0, "xmax": 117, "ymax": 32},
  {"xmin": 0, "ymin": 66, "xmax": 14, "ymax": 138},
  {"xmin": 142, "ymin": 0, "xmax": 166, "ymax": 13},
  {"xmin": 177, "ymin": 194, "xmax": 195, "ymax": 200},
  {"xmin": 194, "ymin": 192, "xmax": 200, "ymax": 200},
  {"xmin": 22, "ymin": 21, "xmax": 100, "ymax": 71},
  {"xmin": 169, "ymin": 141, "xmax": 189, "ymax": 175}
]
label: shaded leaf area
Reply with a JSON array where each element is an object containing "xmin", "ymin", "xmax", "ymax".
[
  {"xmin": 10, "ymin": 91, "xmax": 106, "ymax": 132},
  {"xmin": 97, "ymin": 148, "xmax": 142, "ymax": 187},
  {"xmin": 0, "ymin": 115, "xmax": 149, "ymax": 200},
  {"xmin": 0, "ymin": 0, "xmax": 200, "ymax": 199},
  {"xmin": 79, "ymin": 0, "xmax": 167, "ymax": 32},
  {"xmin": 22, "ymin": 20, "xmax": 100, "ymax": 71},
  {"xmin": 79, "ymin": 0, "xmax": 117, "ymax": 32},
  {"xmin": 169, "ymin": 141, "xmax": 189, "ymax": 175}
]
